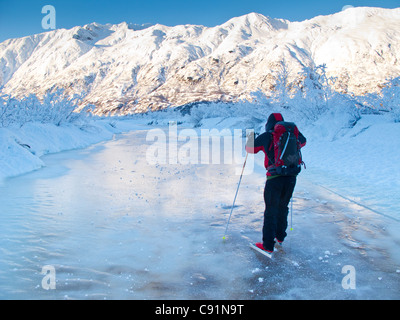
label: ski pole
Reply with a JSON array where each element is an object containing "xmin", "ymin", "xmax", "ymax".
[
  {"xmin": 290, "ymin": 197, "xmax": 293, "ymax": 231},
  {"xmin": 223, "ymin": 153, "xmax": 248, "ymax": 241}
]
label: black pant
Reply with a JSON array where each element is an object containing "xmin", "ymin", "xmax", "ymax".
[{"xmin": 263, "ymin": 176, "xmax": 296, "ymax": 251}]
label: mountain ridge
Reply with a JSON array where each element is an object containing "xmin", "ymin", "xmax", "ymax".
[{"xmin": 1, "ymin": 7, "xmax": 399, "ymax": 114}]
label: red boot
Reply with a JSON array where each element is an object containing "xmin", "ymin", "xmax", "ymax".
[{"xmin": 256, "ymin": 243, "xmax": 273, "ymax": 254}]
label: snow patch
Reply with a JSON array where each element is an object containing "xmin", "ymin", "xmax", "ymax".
[{"xmin": 0, "ymin": 120, "xmax": 132, "ymax": 182}]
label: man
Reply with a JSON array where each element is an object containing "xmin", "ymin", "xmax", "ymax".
[{"xmin": 246, "ymin": 113, "xmax": 306, "ymax": 255}]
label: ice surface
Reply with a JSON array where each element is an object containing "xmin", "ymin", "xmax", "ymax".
[{"xmin": 0, "ymin": 127, "xmax": 399, "ymax": 300}]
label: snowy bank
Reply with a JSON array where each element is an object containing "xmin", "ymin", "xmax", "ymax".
[
  {"xmin": 302, "ymin": 114, "xmax": 400, "ymax": 222},
  {"xmin": 0, "ymin": 120, "xmax": 125, "ymax": 181}
]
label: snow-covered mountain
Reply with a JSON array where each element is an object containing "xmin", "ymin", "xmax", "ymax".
[{"xmin": 1, "ymin": 7, "xmax": 399, "ymax": 114}]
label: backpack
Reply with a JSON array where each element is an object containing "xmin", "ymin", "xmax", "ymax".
[{"xmin": 268, "ymin": 121, "xmax": 304, "ymax": 176}]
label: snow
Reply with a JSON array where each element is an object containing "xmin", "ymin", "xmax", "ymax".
[
  {"xmin": 0, "ymin": 121, "xmax": 119, "ymax": 182},
  {"xmin": 1, "ymin": 7, "xmax": 400, "ymax": 114},
  {"xmin": 302, "ymin": 114, "xmax": 400, "ymax": 222}
]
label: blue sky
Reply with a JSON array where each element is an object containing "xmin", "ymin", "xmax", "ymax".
[{"xmin": 0, "ymin": 0, "xmax": 399, "ymax": 42}]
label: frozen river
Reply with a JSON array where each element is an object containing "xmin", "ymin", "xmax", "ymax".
[{"xmin": 0, "ymin": 128, "xmax": 399, "ymax": 300}]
